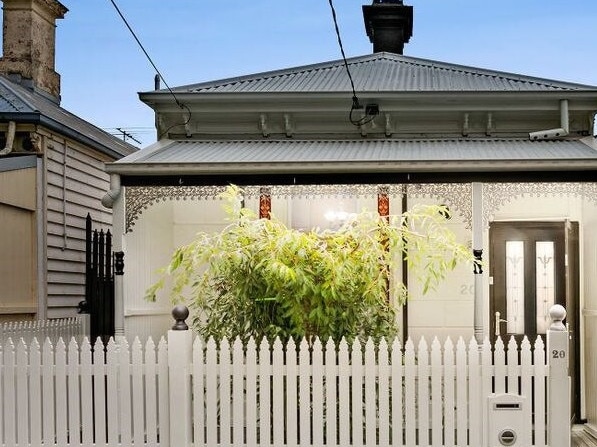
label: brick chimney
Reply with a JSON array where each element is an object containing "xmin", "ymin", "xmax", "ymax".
[
  {"xmin": 0, "ymin": 0, "xmax": 68, "ymax": 102},
  {"xmin": 362, "ymin": 0, "xmax": 413, "ymax": 55}
]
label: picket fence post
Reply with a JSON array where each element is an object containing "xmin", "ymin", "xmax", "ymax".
[
  {"xmin": 168, "ymin": 305, "xmax": 193, "ymax": 446},
  {"xmin": 547, "ymin": 304, "xmax": 570, "ymax": 447}
]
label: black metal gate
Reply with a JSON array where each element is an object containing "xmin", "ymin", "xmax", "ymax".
[{"xmin": 79, "ymin": 213, "xmax": 115, "ymax": 344}]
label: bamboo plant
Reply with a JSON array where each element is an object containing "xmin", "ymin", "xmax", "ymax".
[{"xmin": 147, "ymin": 185, "xmax": 475, "ymax": 343}]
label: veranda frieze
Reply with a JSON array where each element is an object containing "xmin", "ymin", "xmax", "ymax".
[
  {"xmin": 122, "ymin": 183, "xmax": 597, "ymax": 233},
  {"xmin": 483, "ymin": 182, "xmax": 597, "ymax": 224}
]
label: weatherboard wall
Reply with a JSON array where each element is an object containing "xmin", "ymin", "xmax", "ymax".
[{"xmin": 44, "ymin": 130, "xmax": 114, "ymax": 319}]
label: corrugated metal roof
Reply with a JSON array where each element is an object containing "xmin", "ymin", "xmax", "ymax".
[
  {"xmin": 0, "ymin": 76, "xmax": 136, "ymax": 158},
  {"xmin": 0, "ymin": 82, "xmax": 32, "ymax": 113},
  {"xmin": 117, "ymin": 139, "xmax": 597, "ymax": 165},
  {"xmin": 169, "ymin": 53, "xmax": 597, "ymax": 94}
]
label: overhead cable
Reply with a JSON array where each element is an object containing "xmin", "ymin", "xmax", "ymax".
[
  {"xmin": 326, "ymin": 0, "xmax": 375, "ymax": 127},
  {"xmin": 107, "ymin": 0, "xmax": 191, "ymax": 138}
]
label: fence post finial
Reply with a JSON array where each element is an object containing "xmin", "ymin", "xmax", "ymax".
[
  {"xmin": 549, "ymin": 304, "xmax": 567, "ymax": 331},
  {"xmin": 172, "ymin": 305, "xmax": 189, "ymax": 331}
]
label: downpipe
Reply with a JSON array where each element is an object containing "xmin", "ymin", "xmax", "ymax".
[
  {"xmin": 102, "ymin": 174, "xmax": 121, "ymax": 209},
  {"xmin": 0, "ymin": 121, "xmax": 17, "ymax": 155},
  {"xmin": 529, "ymin": 99, "xmax": 569, "ymax": 140}
]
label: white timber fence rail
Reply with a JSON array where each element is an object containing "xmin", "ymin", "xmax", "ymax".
[
  {"xmin": 0, "ymin": 316, "xmax": 88, "ymax": 347},
  {"xmin": 0, "ymin": 305, "xmax": 570, "ymax": 447}
]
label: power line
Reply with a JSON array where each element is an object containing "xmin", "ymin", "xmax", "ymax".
[
  {"xmin": 107, "ymin": 0, "xmax": 192, "ymax": 138},
  {"xmin": 107, "ymin": 0, "xmax": 180, "ymax": 107},
  {"xmin": 326, "ymin": 0, "xmax": 375, "ymax": 127}
]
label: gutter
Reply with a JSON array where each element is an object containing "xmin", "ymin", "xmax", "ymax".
[
  {"xmin": 0, "ymin": 112, "xmax": 135, "ymax": 159},
  {"xmin": 529, "ymin": 99, "xmax": 569, "ymax": 140},
  {"xmin": 105, "ymin": 158, "xmax": 597, "ymax": 177}
]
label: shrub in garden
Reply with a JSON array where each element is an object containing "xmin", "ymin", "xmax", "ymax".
[{"xmin": 146, "ymin": 186, "xmax": 475, "ymax": 343}]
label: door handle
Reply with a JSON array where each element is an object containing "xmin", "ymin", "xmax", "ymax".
[{"xmin": 495, "ymin": 311, "xmax": 508, "ymax": 337}]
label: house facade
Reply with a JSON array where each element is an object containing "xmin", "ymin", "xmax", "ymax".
[
  {"xmin": 104, "ymin": 1, "xmax": 597, "ymax": 433},
  {"xmin": 0, "ymin": 0, "xmax": 136, "ymax": 321}
]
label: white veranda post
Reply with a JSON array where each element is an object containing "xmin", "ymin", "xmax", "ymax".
[{"xmin": 472, "ymin": 182, "xmax": 484, "ymax": 343}]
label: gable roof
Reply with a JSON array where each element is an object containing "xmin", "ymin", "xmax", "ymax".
[
  {"xmin": 0, "ymin": 76, "xmax": 137, "ymax": 159},
  {"xmin": 169, "ymin": 53, "xmax": 597, "ymax": 95}
]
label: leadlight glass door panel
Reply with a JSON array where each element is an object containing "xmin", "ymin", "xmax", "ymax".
[{"xmin": 490, "ymin": 222, "xmax": 565, "ymax": 344}]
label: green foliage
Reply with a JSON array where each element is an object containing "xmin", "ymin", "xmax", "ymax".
[{"xmin": 147, "ymin": 185, "xmax": 475, "ymax": 343}]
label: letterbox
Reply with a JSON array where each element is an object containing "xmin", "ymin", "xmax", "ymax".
[{"xmin": 487, "ymin": 393, "xmax": 529, "ymax": 447}]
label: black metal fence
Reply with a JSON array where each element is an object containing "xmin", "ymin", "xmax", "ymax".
[{"xmin": 79, "ymin": 213, "xmax": 115, "ymax": 344}]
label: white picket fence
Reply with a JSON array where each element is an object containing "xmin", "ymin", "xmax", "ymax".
[
  {"xmin": 0, "ymin": 316, "xmax": 88, "ymax": 347},
  {"xmin": 0, "ymin": 308, "xmax": 570, "ymax": 447}
]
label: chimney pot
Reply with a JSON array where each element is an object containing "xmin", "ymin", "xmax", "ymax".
[{"xmin": 363, "ymin": 0, "xmax": 413, "ymax": 55}]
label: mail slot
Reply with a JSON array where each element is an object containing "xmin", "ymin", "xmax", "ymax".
[
  {"xmin": 487, "ymin": 394, "xmax": 529, "ymax": 447},
  {"xmin": 494, "ymin": 403, "xmax": 521, "ymax": 410}
]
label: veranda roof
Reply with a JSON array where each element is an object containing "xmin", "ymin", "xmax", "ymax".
[{"xmin": 106, "ymin": 138, "xmax": 597, "ymax": 185}]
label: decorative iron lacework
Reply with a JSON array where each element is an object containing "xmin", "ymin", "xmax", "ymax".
[
  {"xmin": 483, "ymin": 182, "xmax": 597, "ymax": 224},
  {"xmin": 125, "ymin": 183, "xmax": 473, "ymax": 232},
  {"xmin": 125, "ymin": 186, "xmax": 227, "ymax": 232},
  {"xmin": 407, "ymin": 183, "xmax": 473, "ymax": 228}
]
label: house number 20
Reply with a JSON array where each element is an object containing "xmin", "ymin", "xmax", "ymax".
[{"xmin": 552, "ymin": 350, "xmax": 566, "ymax": 359}]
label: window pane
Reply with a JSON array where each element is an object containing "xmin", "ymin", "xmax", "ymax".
[
  {"xmin": 536, "ymin": 241, "xmax": 555, "ymax": 334},
  {"xmin": 506, "ymin": 241, "xmax": 525, "ymax": 334}
]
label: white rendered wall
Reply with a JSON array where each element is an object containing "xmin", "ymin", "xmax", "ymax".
[
  {"xmin": 405, "ymin": 196, "xmax": 474, "ymax": 343},
  {"xmin": 124, "ymin": 201, "xmax": 174, "ymax": 342},
  {"xmin": 123, "ymin": 197, "xmax": 259, "ymax": 341}
]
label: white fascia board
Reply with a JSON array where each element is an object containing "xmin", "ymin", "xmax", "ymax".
[{"xmin": 141, "ymin": 90, "xmax": 597, "ymax": 116}]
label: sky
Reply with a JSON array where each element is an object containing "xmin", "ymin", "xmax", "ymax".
[{"xmin": 50, "ymin": 0, "xmax": 597, "ymax": 147}]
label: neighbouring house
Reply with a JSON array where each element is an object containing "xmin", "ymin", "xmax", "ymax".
[
  {"xmin": 103, "ymin": 0, "xmax": 597, "ymax": 434},
  {"xmin": 0, "ymin": 0, "xmax": 136, "ymax": 322}
]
